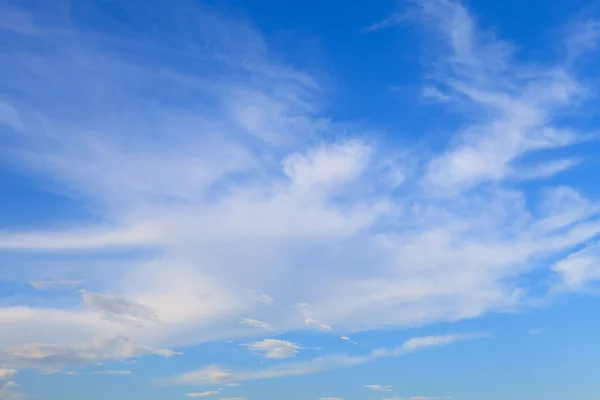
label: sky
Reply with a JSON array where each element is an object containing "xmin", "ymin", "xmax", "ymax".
[{"xmin": 1, "ymin": 0, "xmax": 600, "ymax": 399}]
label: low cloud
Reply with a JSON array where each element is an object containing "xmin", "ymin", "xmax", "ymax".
[
  {"xmin": 186, "ymin": 390, "xmax": 222, "ymax": 397},
  {"xmin": 249, "ymin": 291, "xmax": 274, "ymax": 305},
  {"xmin": 2, "ymin": 336, "xmax": 179, "ymax": 369},
  {"xmin": 37, "ymin": 369, "xmax": 78, "ymax": 376},
  {"xmin": 81, "ymin": 290, "xmax": 159, "ymax": 327},
  {"xmin": 91, "ymin": 370, "xmax": 132, "ymax": 375},
  {"xmin": 239, "ymin": 318, "xmax": 272, "ymax": 330},
  {"xmin": 365, "ymin": 385, "xmax": 393, "ymax": 392},
  {"xmin": 245, "ymin": 339, "xmax": 301, "ymax": 359},
  {"xmin": 162, "ymin": 333, "xmax": 483, "ymax": 385},
  {"xmin": 0, "ymin": 369, "xmax": 17, "ymax": 380}
]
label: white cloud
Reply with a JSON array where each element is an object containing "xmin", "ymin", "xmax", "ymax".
[
  {"xmin": 0, "ymin": 369, "xmax": 17, "ymax": 380},
  {"xmin": 365, "ymin": 385, "xmax": 393, "ymax": 392},
  {"xmin": 219, "ymin": 398, "xmax": 245, "ymax": 400},
  {"xmin": 81, "ymin": 290, "xmax": 159, "ymax": 327},
  {"xmin": 363, "ymin": 12, "xmax": 407, "ymax": 32},
  {"xmin": 186, "ymin": 390, "xmax": 222, "ymax": 397},
  {"xmin": 340, "ymin": 336, "xmax": 358, "ymax": 345},
  {"xmin": 296, "ymin": 303, "xmax": 333, "ymax": 332},
  {"xmin": 566, "ymin": 19, "xmax": 600, "ymax": 60},
  {"xmin": 244, "ymin": 339, "xmax": 301, "ymax": 359},
  {"xmin": 91, "ymin": 370, "xmax": 132, "ymax": 375},
  {"xmin": 1, "ymin": 336, "xmax": 179, "ymax": 369},
  {"xmin": 528, "ymin": 329, "xmax": 543, "ymax": 336},
  {"xmin": 412, "ymin": 0, "xmax": 585, "ymax": 193},
  {"xmin": 37, "ymin": 369, "xmax": 78, "ymax": 376},
  {"xmin": 394, "ymin": 333, "xmax": 483, "ymax": 354},
  {"xmin": 163, "ymin": 333, "xmax": 482, "ymax": 385},
  {"xmin": 249, "ymin": 291, "xmax": 274, "ymax": 305},
  {"xmin": 319, "ymin": 397, "xmax": 343, "ymax": 400},
  {"xmin": 239, "ymin": 318, "xmax": 272, "ymax": 330},
  {"xmin": 1, "ymin": 0, "xmax": 600, "ymax": 371},
  {"xmin": 29, "ymin": 280, "xmax": 82, "ymax": 290},
  {"xmin": 515, "ymin": 159, "xmax": 580, "ymax": 181},
  {"xmin": 551, "ymin": 241, "xmax": 600, "ymax": 291}
]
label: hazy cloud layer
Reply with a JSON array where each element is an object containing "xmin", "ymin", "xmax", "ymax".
[{"xmin": 0, "ymin": 0, "xmax": 599, "ymax": 382}]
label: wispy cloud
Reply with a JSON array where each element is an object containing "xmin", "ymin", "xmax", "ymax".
[
  {"xmin": 239, "ymin": 318, "xmax": 272, "ymax": 330},
  {"xmin": 37, "ymin": 370, "xmax": 78, "ymax": 376},
  {"xmin": 29, "ymin": 280, "xmax": 82, "ymax": 290},
  {"xmin": 340, "ymin": 336, "xmax": 358, "ymax": 345},
  {"xmin": 0, "ymin": 369, "xmax": 17, "ymax": 380},
  {"xmin": 296, "ymin": 303, "xmax": 333, "ymax": 332},
  {"xmin": 81, "ymin": 290, "xmax": 159, "ymax": 327},
  {"xmin": 249, "ymin": 290, "xmax": 275, "ymax": 305},
  {"xmin": 244, "ymin": 339, "xmax": 301, "ymax": 359},
  {"xmin": 162, "ymin": 333, "xmax": 483, "ymax": 385},
  {"xmin": 551, "ymin": 241, "xmax": 600, "ymax": 291},
  {"xmin": 365, "ymin": 385, "xmax": 393, "ymax": 392},
  {"xmin": 1, "ymin": 336, "xmax": 179, "ymax": 369},
  {"xmin": 91, "ymin": 370, "xmax": 132, "ymax": 375},
  {"xmin": 186, "ymin": 390, "xmax": 222, "ymax": 397},
  {"xmin": 1, "ymin": 0, "xmax": 600, "ymax": 377}
]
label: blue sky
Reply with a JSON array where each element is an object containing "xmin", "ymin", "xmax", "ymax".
[{"xmin": 1, "ymin": 0, "xmax": 600, "ymax": 399}]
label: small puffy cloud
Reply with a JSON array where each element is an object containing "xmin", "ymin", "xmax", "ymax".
[
  {"xmin": 305, "ymin": 318, "xmax": 332, "ymax": 332},
  {"xmin": 340, "ymin": 336, "xmax": 357, "ymax": 345},
  {"xmin": 186, "ymin": 390, "xmax": 222, "ymax": 397},
  {"xmin": 365, "ymin": 385, "xmax": 393, "ymax": 392},
  {"xmin": 81, "ymin": 290, "xmax": 159, "ymax": 326},
  {"xmin": 225, "ymin": 383, "xmax": 241, "ymax": 387},
  {"xmin": 30, "ymin": 280, "xmax": 82, "ymax": 290},
  {"xmin": 245, "ymin": 339, "xmax": 300, "ymax": 359},
  {"xmin": 220, "ymin": 398, "xmax": 245, "ymax": 400},
  {"xmin": 169, "ymin": 365, "xmax": 232, "ymax": 385},
  {"xmin": 319, "ymin": 397, "xmax": 343, "ymax": 400},
  {"xmin": 249, "ymin": 290, "xmax": 274, "ymax": 305},
  {"xmin": 3, "ymin": 336, "xmax": 179, "ymax": 369},
  {"xmin": 529, "ymin": 329, "xmax": 543, "ymax": 336},
  {"xmin": 0, "ymin": 369, "xmax": 17, "ymax": 380},
  {"xmin": 239, "ymin": 318, "xmax": 271, "ymax": 330},
  {"xmin": 91, "ymin": 370, "xmax": 132, "ymax": 375}
]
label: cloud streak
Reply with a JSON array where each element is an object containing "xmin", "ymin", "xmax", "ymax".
[
  {"xmin": 244, "ymin": 339, "xmax": 301, "ymax": 359},
  {"xmin": 163, "ymin": 333, "xmax": 483, "ymax": 385},
  {"xmin": 1, "ymin": 336, "xmax": 179, "ymax": 369},
  {"xmin": 1, "ymin": 0, "xmax": 600, "ymax": 376}
]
